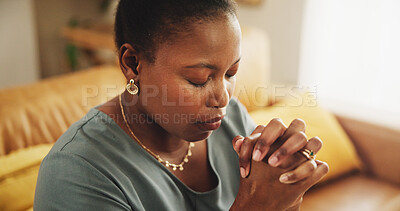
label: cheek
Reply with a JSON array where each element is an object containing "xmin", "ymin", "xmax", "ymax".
[{"xmin": 139, "ymin": 81, "xmax": 202, "ymax": 116}]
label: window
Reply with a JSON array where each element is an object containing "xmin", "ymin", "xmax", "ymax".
[{"xmin": 299, "ymin": 0, "xmax": 400, "ymax": 130}]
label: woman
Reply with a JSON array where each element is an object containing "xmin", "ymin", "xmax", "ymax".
[{"xmin": 34, "ymin": 0, "xmax": 328, "ymax": 210}]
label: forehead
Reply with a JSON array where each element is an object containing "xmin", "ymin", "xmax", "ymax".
[{"xmin": 153, "ymin": 15, "xmax": 242, "ymax": 67}]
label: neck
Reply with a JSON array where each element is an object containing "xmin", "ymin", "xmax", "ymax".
[{"xmin": 119, "ymin": 92, "xmax": 189, "ymax": 159}]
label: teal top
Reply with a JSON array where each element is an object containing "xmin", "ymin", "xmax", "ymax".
[{"xmin": 34, "ymin": 98, "xmax": 256, "ymax": 211}]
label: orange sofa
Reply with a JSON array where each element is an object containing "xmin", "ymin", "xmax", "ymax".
[{"xmin": 1, "ymin": 65, "xmax": 400, "ymax": 211}]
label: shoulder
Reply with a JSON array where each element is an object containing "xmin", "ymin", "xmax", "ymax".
[
  {"xmin": 35, "ymin": 108, "xmax": 134, "ymax": 210},
  {"xmin": 42, "ymin": 107, "xmax": 128, "ymax": 179},
  {"xmin": 49, "ymin": 107, "xmax": 121, "ymax": 155},
  {"xmin": 34, "ymin": 150, "xmax": 132, "ymax": 210},
  {"xmin": 40, "ymin": 107, "xmax": 118, "ymax": 177}
]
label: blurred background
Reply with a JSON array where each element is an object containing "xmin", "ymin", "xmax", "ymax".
[
  {"xmin": 1, "ymin": 1, "xmax": 400, "ymax": 211},
  {"xmin": 1, "ymin": 0, "xmax": 399, "ymax": 130}
]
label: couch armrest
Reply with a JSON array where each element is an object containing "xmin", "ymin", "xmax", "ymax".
[{"xmin": 336, "ymin": 115, "xmax": 400, "ymax": 185}]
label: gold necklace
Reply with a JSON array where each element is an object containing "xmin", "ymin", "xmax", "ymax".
[{"xmin": 118, "ymin": 94, "xmax": 195, "ymax": 171}]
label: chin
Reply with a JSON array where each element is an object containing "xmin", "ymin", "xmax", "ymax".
[{"xmin": 184, "ymin": 130, "xmax": 213, "ymax": 142}]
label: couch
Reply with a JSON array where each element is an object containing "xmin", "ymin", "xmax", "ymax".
[{"xmin": 1, "ymin": 27, "xmax": 400, "ymax": 211}]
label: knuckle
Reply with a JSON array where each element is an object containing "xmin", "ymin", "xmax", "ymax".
[
  {"xmin": 255, "ymin": 125, "xmax": 265, "ymax": 131},
  {"xmin": 278, "ymin": 124, "xmax": 287, "ymax": 135},
  {"xmin": 294, "ymin": 131, "xmax": 308, "ymax": 143},
  {"xmin": 271, "ymin": 118, "xmax": 283, "ymax": 124},
  {"xmin": 320, "ymin": 162, "xmax": 330, "ymax": 174},
  {"xmin": 292, "ymin": 118, "xmax": 306, "ymax": 127},
  {"xmin": 242, "ymin": 137, "xmax": 254, "ymax": 146},
  {"xmin": 278, "ymin": 147, "xmax": 288, "ymax": 156},
  {"xmin": 298, "ymin": 131, "xmax": 308, "ymax": 139},
  {"xmin": 239, "ymin": 157, "xmax": 250, "ymax": 163},
  {"xmin": 311, "ymin": 136, "xmax": 323, "ymax": 145},
  {"xmin": 271, "ymin": 118, "xmax": 287, "ymax": 135},
  {"xmin": 255, "ymin": 138, "xmax": 267, "ymax": 149},
  {"xmin": 310, "ymin": 137, "xmax": 323, "ymax": 150},
  {"xmin": 271, "ymin": 118, "xmax": 286, "ymax": 128},
  {"xmin": 305, "ymin": 161, "xmax": 316, "ymax": 172},
  {"xmin": 314, "ymin": 136, "xmax": 322, "ymax": 142}
]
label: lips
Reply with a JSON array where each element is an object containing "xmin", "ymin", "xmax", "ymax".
[
  {"xmin": 198, "ymin": 116, "xmax": 224, "ymax": 124},
  {"xmin": 196, "ymin": 116, "xmax": 224, "ymax": 131}
]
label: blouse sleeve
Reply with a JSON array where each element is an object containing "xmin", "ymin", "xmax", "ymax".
[{"xmin": 34, "ymin": 151, "xmax": 133, "ymax": 211}]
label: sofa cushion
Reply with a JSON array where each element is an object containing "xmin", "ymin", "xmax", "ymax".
[
  {"xmin": 336, "ymin": 115, "xmax": 400, "ymax": 186},
  {"xmin": 0, "ymin": 144, "xmax": 53, "ymax": 211},
  {"xmin": 302, "ymin": 173, "xmax": 400, "ymax": 211},
  {"xmin": 0, "ymin": 65, "xmax": 125, "ymax": 155},
  {"xmin": 248, "ymin": 93, "xmax": 362, "ymax": 183}
]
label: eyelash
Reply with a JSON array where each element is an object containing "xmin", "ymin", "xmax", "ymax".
[
  {"xmin": 189, "ymin": 73, "xmax": 235, "ymax": 88},
  {"xmin": 189, "ymin": 78, "xmax": 209, "ymax": 88}
]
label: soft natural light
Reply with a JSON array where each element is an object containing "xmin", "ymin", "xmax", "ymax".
[{"xmin": 299, "ymin": 0, "xmax": 400, "ymax": 130}]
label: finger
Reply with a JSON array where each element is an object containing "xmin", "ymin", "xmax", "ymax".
[
  {"xmin": 232, "ymin": 135, "xmax": 244, "ymax": 155},
  {"xmin": 251, "ymin": 125, "xmax": 266, "ymax": 135},
  {"xmin": 303, "ymin": 160, "xmax": 330, "ymax": 188},
  {"xmin": 304, "ymin": 136, "xmax": 323, "ymax": 155},
  {"xmin": 233, "ymin": 125, "xmax": 265, "ymax": 154},
  {"xmin": 280, "ymin": 118, "xmax": 306, "ymax": 141},
  {"xmin": 252, "ymin": 118, "xmax": 287, "ymax": 162},
  {"xmin": 268, "ymin": 131, "xmax": 308, "ymax": 167},
  {"xmin": 267, "ymin": 118, "xmax": 305, "ymax": 165},
  {"xmin": 239, "ymin": 133, "xmax": 261, "ymax": 178},
  {"xmin": 279, "ymin": 159, "xmax": 317, "ymax": 184}
]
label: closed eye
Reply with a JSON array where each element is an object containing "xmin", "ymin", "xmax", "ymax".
[{"xmin": 188, "ymin": 78, "xmax": 210, "ymax": 88}]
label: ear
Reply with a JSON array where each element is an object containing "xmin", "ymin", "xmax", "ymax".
[{"xmin": 119, "ymin": 43, "xmax": 141, "ymax": 81}]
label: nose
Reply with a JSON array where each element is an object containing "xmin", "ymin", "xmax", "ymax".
[{"xmin": 206, "ymin": 80, "xmax": 230, "ymax": 109}]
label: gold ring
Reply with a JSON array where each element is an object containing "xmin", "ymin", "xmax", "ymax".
[{"xmin": 299, "ymin": 148, "xmax": 316, "ymax": 160}]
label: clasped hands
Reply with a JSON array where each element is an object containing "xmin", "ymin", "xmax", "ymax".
[{"xmin": 230, "ymin": 118, "xmax": 329, "ymax": 211}]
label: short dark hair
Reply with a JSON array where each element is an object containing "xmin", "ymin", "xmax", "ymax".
[{"xmin": 114, "ymin": 0, "xmax": 237, "ymax": 63}]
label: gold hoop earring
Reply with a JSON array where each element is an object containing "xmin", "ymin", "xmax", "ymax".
[{"xmin": 126, "ymin": 79, "xmax": 139, "ymax": 95}]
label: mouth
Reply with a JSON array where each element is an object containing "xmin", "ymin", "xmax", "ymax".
[
  {"xmin": 196, "ymin": 116, "xmax": 224, "ymax": 131},
  {"xmin": 197, "ymin": 116, "xmax": 224, "ymax": 124}
]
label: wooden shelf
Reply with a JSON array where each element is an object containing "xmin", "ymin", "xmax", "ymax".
[{"xmin": 61, "ymin": 24, "xmax": 115, "ymax": 51}]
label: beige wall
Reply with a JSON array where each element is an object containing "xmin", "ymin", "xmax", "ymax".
[
  {"xmin": 35, "ymin": 0, "xmax": 305, "ymax": 83},
  {"xmin": 0, "ymin": 0, "xmax": 39, "ymax": 89},
  {"xmin": 0, "ymin": 0, "xmax": 303, "ymax": 85},
  {"xmin": 34, "ymin": 0, "xmax": 116, "ymax": 78},
  {"xmin": 237, "ymin": 0, "xmax": 305, "ymax": 84}
]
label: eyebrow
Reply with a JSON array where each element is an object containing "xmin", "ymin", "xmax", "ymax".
[{"xmin": 184, "ymin": 57, "xmax": 241, "ymax": 71}]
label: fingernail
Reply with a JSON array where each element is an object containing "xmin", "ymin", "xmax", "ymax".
[
  {"xmin": 279, "ymin": 173, "xmax": 292, "ymax": 183},
  {"xmin": 269, "ymin": 156, "xmax": 278, "ymax": 166},
  {"xmin": 240, "ymin": 167, "xmax": 246, "ymax": 178},
  {"xmin": 253, "ymin": 149, "xmax": 262, "ymax": 161},
  {"xmin": 235, "ymin": 138, "xmax": 243, "ymax": 147}
]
